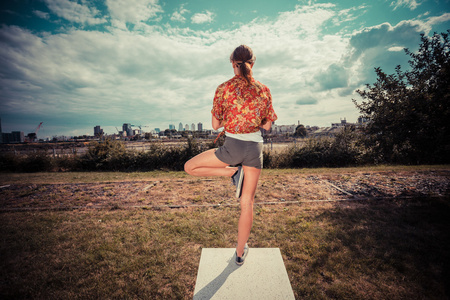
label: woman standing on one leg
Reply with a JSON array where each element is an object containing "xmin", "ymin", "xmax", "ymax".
[{"xmin": 184, "ymin": 45, "xmax": 277, "ymax": 265}]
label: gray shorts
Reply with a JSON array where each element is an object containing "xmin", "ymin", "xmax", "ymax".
[{"xmin": 215, "ymin": 137, "xmax": 263, "ymax": 169}]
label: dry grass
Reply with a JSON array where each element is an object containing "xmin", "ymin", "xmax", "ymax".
[
  {"xmin": 0, "ymin": 166, "xmax": 449, "ymax": 299},
  {"xmin": 0, "ymin": 171, "xmax": 186, "ymax": 185}
]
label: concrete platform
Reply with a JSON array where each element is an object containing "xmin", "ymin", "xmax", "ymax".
[{"xmin": 193, "ymin": 248, "xmax": 295, "ymax": 300}]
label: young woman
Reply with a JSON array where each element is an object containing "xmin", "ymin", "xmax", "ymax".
[{"xmin": 184, "ymin": 45, "xmax": 277, "ymax": 265}]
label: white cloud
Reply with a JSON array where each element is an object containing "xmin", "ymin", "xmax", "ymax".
[
  {"xmin": 315, "ymin": 64, "xmax": 349, "ymax": 91},
  {"xmin": 171, "ymin": 4, "xmax": 189, "ymax": 23},
  {"xmin": 273, "ymin": 4, "xmax": 336, "ymax": 36},
  {"xmin": 191, "ymin": 11, "xmax": 215, "ymax": 24},
  {"xmin": 33, "ymin": 10, "xmax": 50, "ymax": 20},
  {"xmin": 44, "ymin": 0, "xmax": 107, "ymax": 25},
  {"xmin": 425, "ymin": 12, "xmax": 450, "ymax": 29},
  {"xmin": 390, "ymin": 0, "xmax": 421, "ymax": 10},
  {"xmin": 0, "ymin": 3, "xmax": 363, "ymax": 134},
  {"xmin": 348, "ymin": 21, "xmax": 424, "ymax": 56},
  {"xmin": 388, "ymin": 46, "xmax": 405, "ymax": 51},
  {"xmin": 343, "ymin": 13, "xmax": 450, "ymax": 86},
  {"xmin": 106, "ymin": 0, "xmax": 163, "ymax": 24}
]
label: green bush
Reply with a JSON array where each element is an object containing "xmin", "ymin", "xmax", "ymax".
[
  {"xmin": 265, "ymin": 128, "xmax": 366, "ymax": 168},
  {"xmin": 0, "ymin": 151, "xmax": 54, "ymax": 172},
  {"xmin": 23, "ymin": 152, "xmax": 54, "ymax": 172},
  {"xmin": 79, "ymin": 139, "xmax": 128, "ymax": 171},
  {"xmin": 73, "ymin": 138, "xmax": 209, "ymax": 172},
  {"xmin": 54, "ymin": 155, "xmax": 81, "ymax": 171},
  {"xmin": 0, "ymin": 153, "xmax": 21, "ymax": 172}
]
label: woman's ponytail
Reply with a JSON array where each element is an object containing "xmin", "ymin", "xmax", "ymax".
[
  {"xmin": 239, "ymin": 61, "xmax": 251, "ymax": 85},
  {"xmin": 230, "ymin": 45, "xmax": 255, "ymax": 85}
]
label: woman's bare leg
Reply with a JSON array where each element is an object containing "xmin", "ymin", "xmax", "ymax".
[
  {"xmin": 186, "ymin": 149, "xmax": 259, "ymax": 257},
  {"xmin": 184, "ymin": 149, "xmax": 236, "ymax": 177},
  {"xmin": 236, "ymin": 165, "xmax": 261, "ymax": 257}
]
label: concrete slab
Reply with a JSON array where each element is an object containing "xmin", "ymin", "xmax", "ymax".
[{"xmin": 193, "ymin": 248, "xmax": 295, "ymax": 300}]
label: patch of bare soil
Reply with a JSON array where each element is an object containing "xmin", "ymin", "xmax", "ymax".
[{"xmin": 0, "ymin": 170, "xmax": 448, "ymax": 211}]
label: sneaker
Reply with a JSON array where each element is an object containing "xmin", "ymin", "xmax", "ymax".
[
  {"xmin": 235, "ymin": 243, "xmax": 249, "ymax": 266},
  {"xmin": 232, "ymin": 166, "xmax": 244, "ymax": 199},
  {"xmin": 231, "ymin": 165, "xmax": 242, "ymax": 186}
]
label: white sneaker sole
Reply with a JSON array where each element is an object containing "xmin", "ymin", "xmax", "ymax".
[{"xmin": 235, "ymin": 167, "xmax": 244, "ymax": 199}]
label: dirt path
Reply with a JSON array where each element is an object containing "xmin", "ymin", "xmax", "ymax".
[{"xmin": 1, "ymin": 169, "xmax": 448, "ymax": 211}]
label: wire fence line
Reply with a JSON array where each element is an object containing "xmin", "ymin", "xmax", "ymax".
[{"xmin": 1, "ymin": 194, "xmax": 443, "ymax": 213}]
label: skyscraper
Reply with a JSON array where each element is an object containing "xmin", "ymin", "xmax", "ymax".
[
  {"xmin": 94, "ymin": 125, "xmax": 103, "ymax": 137},
  {"xmin": 197, "ymin": 122, "xmax": 203, "ymax": 132},
  {"xmin": 123, "ymin": 123, "xmax": 132, "ymax": 137}
]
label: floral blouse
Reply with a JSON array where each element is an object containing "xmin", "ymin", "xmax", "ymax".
[{"xmin": 211, "ymin": 75, "xmax": 277, "ymax": 134}]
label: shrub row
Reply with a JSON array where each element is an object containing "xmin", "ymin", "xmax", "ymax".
[
  {"xmin": 264, "ymin": 128, "xmax": 367, "ymax": 168},
  {"xmin": 0, "ymin": 129, "xmax": 435, "ymax": 173},
  {"xmin": 0, "ymin": 139, "xmax": 210, "ymax": 173}
]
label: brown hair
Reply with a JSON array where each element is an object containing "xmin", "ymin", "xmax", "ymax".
[{"xmin": 230, "ymin": 45, "xmax": 255, "ymax": 85}]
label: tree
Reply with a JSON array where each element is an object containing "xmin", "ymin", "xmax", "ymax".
[
  {"xmin": 353, "ymin": 31, "xmax": 450, "ymax": 164},
  {"xmin": 294, "ymin": 124, "xmax": 307, "ymax": 137}
]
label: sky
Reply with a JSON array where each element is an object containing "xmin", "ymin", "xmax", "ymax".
[{"xmin": 0, "ymin": 0, "xmax": 449, "ymax": 139}]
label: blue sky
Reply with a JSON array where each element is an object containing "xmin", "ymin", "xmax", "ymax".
[{"xmin": 0, "ymin": 0, "xmax": 449, "ymax": 139}]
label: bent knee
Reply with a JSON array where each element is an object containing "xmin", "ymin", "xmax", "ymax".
[{"xmin": 184, "ymin": 160, "xmax": 193, "ymax": 175}]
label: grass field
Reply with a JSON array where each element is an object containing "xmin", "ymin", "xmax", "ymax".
[{"xmin": 1, "ymin": 166, "xmax": 449, "ymax": 299}]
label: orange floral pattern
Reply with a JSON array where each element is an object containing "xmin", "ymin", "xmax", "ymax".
[{"xmin": 211, "ymin": 75, "xmax": 277, "ymax": 134}]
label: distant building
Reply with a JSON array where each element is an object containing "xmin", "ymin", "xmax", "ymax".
[
  {"xmin": 123, "ymin": 123, "xmax": 133, "ymax": 137},
  {"xmin": 179, "ymin": 122, "xmax": 184, "ymax": 131},
  {"xmin": 191, "ymin": 123, "xmax": 196, "ymax": 131},
  {"xmin": 332, "ymin": 118, "xmax": 357, "ymax": 128},
  {"xmin": 185, "ymin": 124, "xmax": 189, "ymax": 131},
  {"xmin": 310, "ymin": 127, "xmax": 340, "ymax": 137},
  {"xmin": 94, "ymin": 125, "xmax": 104, "ymax": 137},
  {"xmin": 169, "ymin": 124, "xmax": 175, "ymax": 130},
  {"xmin": 197, "ymin": 122, "xmax": 203, "ymax": 132},
  {"xmin": 332, "ymin": 118, "xmax": 347, "ymax": 128},
  {"xmin": 2, "ymin": 131, "xmax": 24, "ymax": 143},
  {"xmin": 272, "ymin": 124, "xmax": 296, "ymax": 134},
  {"xmin": 154, "ymin": 128, "xmax": 160, "ymax": 133},
  {"xmin": 358, "ymin": 116, "xmax": 369, "ymax": 125},
  {"xmin": 13, "ymin": 131, "xmax": 24, "ymax": 143},
  {"xmin": 52, "ymin": 135, "xmax": 69, "ymax": 142}
]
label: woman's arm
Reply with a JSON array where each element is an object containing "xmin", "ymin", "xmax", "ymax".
[{"xmin": 212, "ymin": 115, "xmax": 224, "ymax": 130}]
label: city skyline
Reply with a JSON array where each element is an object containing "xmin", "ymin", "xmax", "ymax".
[
  {"xmin": 1, "ymin": 117, "xmax": 355, "ymax": 141},
  {"xmin": 0, "ymin": 1, "xmax": 449, "ymax": 138}
]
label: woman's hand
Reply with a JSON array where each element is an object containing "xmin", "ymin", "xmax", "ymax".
[
  {"xmin": 260, "ymin": 118, "xmax": 272, "ymax": 131},
  {"xmin": 212, "ymin": 115, "xmax": 224, "ymax": 130}
]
